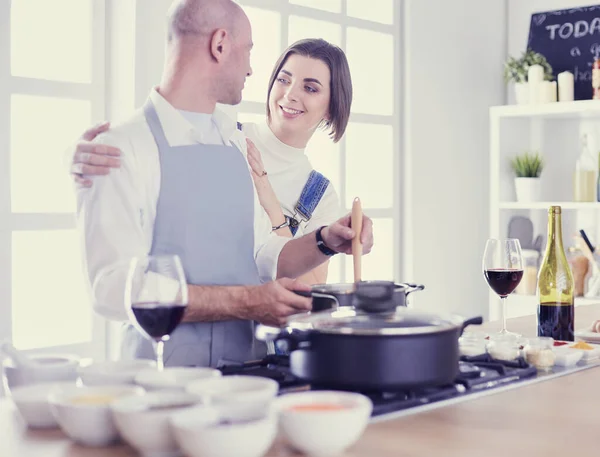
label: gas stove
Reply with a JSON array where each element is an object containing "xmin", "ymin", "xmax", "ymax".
[{"xmin": 217, "ymin": 354, "xmax": 538, "ymax": 417}]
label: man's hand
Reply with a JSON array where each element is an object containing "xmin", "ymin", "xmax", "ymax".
[
  {"xmin": 71, "ymin": 121, "xmax": 122, "ymax": 188},
  {"xmin": 243, "ymin": 278, "xmax": 312, "ymax": 327},
  {"xmin": 322, "ymin": 213, "xmax": 374, "ymax": 255}
]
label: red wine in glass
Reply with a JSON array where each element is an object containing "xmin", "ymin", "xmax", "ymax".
[
  {"xmin": 484, "ymin": 269, "xmax": 524, "ymax": 297},
  {"xmin": 482, "ymin": 239, "xmax": 524, "ymax": 336},
  {"xmin": 125, "ymin": 255, "xmax": 188, "ymax": 371},
  {"xmin": 131, "ymin": 302, "xmax": 187, "ymax": 340}
]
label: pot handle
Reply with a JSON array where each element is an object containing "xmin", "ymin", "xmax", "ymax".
[
  {"xmin": 294, "ymin": 290, "xmax": 341, "ymax": 308},
  {"xmin": 460, "ymin": 316, "xmax": 484, "ymax": 335},
  {"xmin": 255, "ymin": 324, "xmax": 311, "ymax": 352},
  {"xmin": 292, "ymin": 290, "xmax": 312, "ymax": 298},
  {"xmin": 398, "ymin": 283, "xmax": 425, "ymax": 296}
]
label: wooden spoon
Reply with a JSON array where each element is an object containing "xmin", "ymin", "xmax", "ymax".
[{"xmin": 351, "ymin": 197, "xmax": 363, "ymax": 283}]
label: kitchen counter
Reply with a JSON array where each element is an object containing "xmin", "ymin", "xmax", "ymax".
[{"xmin": 3, "ymin": 304, "xmax": 600, "ymax": 457}]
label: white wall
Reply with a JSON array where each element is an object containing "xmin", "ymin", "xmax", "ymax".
[{"xmin": 403, "ymin": 0, "xmax": 507, "ymax": 319}]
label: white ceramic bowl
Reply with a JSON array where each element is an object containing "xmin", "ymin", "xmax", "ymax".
[
  {"xmin": 274, "ymin": 390, "xmax": 373, "ymax": 457},
  {"xmin": 135, "ymin": 367, "xmax": 221, "ymax": 392},
  {"xmin": 112, "ymin": 391, "xmax": 202, "ymax": 457},
  {"xmin": 553, "ymin": 347, "xmax": 584, "ymax": 367},
  {"xmin": 48, "ymin": 384, "xmax": 145, "ymax": 447},
  {"xmin": 185, "ymin": 375, "xmax": 278, "ymax": 405},
  {"xmin": 78, "ymin": 359, "xmax": 156, "ymax": 386},
  {"xmin": 10, "ymin": 381, "xmax": 78, "ymax": 428},
  {"xmin": 170, "ymin": 404, "xmax": 277, "ymax": 457},
  {"xmin": 3, "ymin": 353, "xmax": 80, "ymax": 392}
]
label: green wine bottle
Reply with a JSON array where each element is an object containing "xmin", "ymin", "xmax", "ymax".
[{"xmin": 537, "ymin": 206, "xmax": 574, "ymax": 341}]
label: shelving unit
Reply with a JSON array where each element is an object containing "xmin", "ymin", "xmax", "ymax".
[{"xmin": 489, "ymin": 100, "xmax": 600, "ymax": 320}]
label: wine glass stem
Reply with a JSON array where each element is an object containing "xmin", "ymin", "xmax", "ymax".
[
  {"xmin": 500, "ymin": 296, "xmax": 508, "ymax": 333},
  {"xmin": 156, "ymin": 340, "xmax": 165, "ymax": 371}
]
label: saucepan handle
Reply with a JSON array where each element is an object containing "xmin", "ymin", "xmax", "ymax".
[
  {"xmin": 255, "ymin": 325, "xmax": 311, "ymax": 352},
  {"xmin": 398, "ymin": 283, "xmax": 425, "ymax": 296},
  {"xmin": 292, "ymin": 290, "xmax": 312, "ymax": 298},
  {"xmin": 460, "ymin": 316, "xmax": 484, "ymax": 335}
]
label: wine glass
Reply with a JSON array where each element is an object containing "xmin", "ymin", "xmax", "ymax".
[
  {"xmin": 125, "ymin": 255, "xmax": 188, "ymax": 371},
  {"xmin": 482, "ymin": 239, "xmax": 524, "ymax": 336}
]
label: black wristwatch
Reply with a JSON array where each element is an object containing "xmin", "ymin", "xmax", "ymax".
[{"xmin": 316, "ymin": 226, "xmax": 338, "ymax": 256}]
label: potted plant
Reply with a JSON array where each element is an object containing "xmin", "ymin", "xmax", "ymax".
[
  {"xmin": 504, "ymin": 49, "xmax": 553, "ymax": 105},
  {"xmin": 510, "ymin": 151, "xmax": 544, "ymax": 202}
]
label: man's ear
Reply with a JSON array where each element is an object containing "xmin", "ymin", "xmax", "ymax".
[{"xmin": 210, "ymin": 28, "xmax": 229, "ymax": 62}]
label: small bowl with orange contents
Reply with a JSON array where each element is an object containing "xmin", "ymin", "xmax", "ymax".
[{"xmin": 274, "ymin": 390, "xmax": 372, "ymax": 457}]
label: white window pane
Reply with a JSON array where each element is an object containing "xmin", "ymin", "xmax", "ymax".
[
  {"xmin": 326, "ymin": 254, "xmax": 344, "ymax": 284},
  {"xmin": 243, "ymin": 7, "xmax": 282, "ymax": 103},
  {"xmin": 306, "ymin": 128, "xmax": 341, "ymax": 199},
  {"xmin": 346, "ymin": 28, "xmax": 394, "ymax": 115},
  {"xmin": 288, "ymin": 16, "xmax": 342, "ymax": 47},
  {"xmin": 12, "ymin": 230, "xmax": 92, "ymax": 349},
  {"xmin": 11, "ymin": 0, "xmax": 92, "ymax": 83},
  {"xmin": 237, "ymin": 112, "xmax": 266, "ymax": 125},
  {"xmin": 11, "ymin": 95, "xmax": 91, "ymax": 213},
  {"xmin": 345, "ymin": 123, "xmax": 393, "ymax": 209},
  {"xmin": 345, "ymin": 218, "xmax": 394, "ymax": 280},
  {"xmin": 347, "ymin": 0, "xmax": 394, "ymax": 25},
  {"xmin": 289, "ymin": 0, "xmax": 341, "ymax": 13}
]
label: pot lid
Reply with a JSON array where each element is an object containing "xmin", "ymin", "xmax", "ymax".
[{"xmin": 285, "ymin": 307, "xmax": 466, "ymax": 336}]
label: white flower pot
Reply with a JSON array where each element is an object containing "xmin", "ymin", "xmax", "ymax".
[
  {"xmin": 514, "ymin": 177, "xmax": 541, "ymax": 202},
  {"xmin": 514, "ymin": 82, "xmax": 529, "ymax": 105}
]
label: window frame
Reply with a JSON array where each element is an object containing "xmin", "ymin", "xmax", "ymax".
[{"xmin": 0, "ymin": 0, "xmax": 108, "ymax": 359}]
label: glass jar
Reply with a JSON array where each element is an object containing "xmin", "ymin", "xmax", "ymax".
[
  {"xmin": 458, "ymin": 331, "xmax": 487, "ymax": 357},
  {"xmin": 486, "ymin": 334, "xmax": 521, "ymax": 361},
  {"xmin": 524, "ymin": 337, "xmax": 555, "ymax": 370}
]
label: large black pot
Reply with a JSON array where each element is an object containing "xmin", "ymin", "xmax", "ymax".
[
  {"xmin": 296, "ymin": 280, "xmax": 425, "ymax": 312},
  {"xmin": 256, "ymin": 305, "xmax": 483, "ymax": 391}
]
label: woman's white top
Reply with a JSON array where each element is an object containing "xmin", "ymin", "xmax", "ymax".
[{"xmin": 242, "ymin": 121, "xmax": 342, "ymax": 236}]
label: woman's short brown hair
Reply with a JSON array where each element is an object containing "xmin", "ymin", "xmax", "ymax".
[{"xmin": 266, "ymin": 39, "xmax": 353, "ymax": 143}]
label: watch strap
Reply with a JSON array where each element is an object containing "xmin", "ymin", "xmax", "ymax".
[{"xmin": 316, "ymin": 226, "xmax": 337, "ymax": 256}]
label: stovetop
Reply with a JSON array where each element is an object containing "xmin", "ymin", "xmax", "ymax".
[{"xmin": 217, "ymin": 354, "xmax": 538, "ymax": 417}]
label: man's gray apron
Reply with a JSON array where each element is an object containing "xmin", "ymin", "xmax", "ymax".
[{"xmin": 121, "ymin": 99, "xmax": 267, "ymax": 367}]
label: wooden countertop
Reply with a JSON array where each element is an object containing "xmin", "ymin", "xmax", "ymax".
[{"xmin": 3, "ymin": 305, "xmax": 600, "ymax": 457}]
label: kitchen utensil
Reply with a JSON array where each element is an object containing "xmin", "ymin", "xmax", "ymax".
[
  {"xmin": 296, "ymin": 281, "xmax": 424, "ymax": 312},
  {"xmin": 351, "ymin": 197, "xmax": 362, "ymax": 283},
  {"xmin": 256, "ymin": 306, "xmax": 482, "ymax": 390}
]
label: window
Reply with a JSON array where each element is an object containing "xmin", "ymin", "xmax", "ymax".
[
  {"xmin": 0, "ymin": 0, "xmax": 106, "ymax": 357},
  {"xmin": 236, "ymin": 0, "xmax": 400, "ymax": 284}
]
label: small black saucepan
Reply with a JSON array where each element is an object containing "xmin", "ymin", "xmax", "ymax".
[{"xmin": 295, "ymin": 280, "xmax": 424, "ymax": 312}]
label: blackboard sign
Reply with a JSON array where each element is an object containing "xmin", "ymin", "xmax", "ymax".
[{"xmin": 527, "ymin": 4, "xmax": 600, "ymax": 100}]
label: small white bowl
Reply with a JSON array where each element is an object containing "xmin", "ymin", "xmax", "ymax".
[
  {"xmin": 135, "ymin": 367, "xmax": 221, "ymax": 392},
  {"xmin": 553, "ymin": 347, "xmax": 584, "ymax": 367},
  {"xmin": 11, "ymin": 381, "xmax": 78, "ymax": 428},
  {"xmin": 3, "ymin": 353, "xmax": 80, "ymax": 391},
  {"xmin": 274, "ymin": 391, "xmax": 372, "ymax": 457},
  {"xmin": 112, "ymin": 391, "xmax": 202, "ymax": 457},
  {"xmin": 78, "ymin": 359, "xmax": 156, "ymax": 386},
  {"xmin": 48, "ymin": 384, "xmax": 145, "ymax": 447},
  {"xmin": 185, "ymin": 375, "xmax": 278, "ymax": 405},
  {"xmin": 170, "ymin": 405, "xmax": 277, "ymax": 457}
]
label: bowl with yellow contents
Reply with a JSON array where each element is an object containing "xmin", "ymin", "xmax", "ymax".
[
  {"xmin": 48, "ymin": 384, "xmax": 145, "ymax": 447},
  {"xmin": 274, "ymin": 390, "xmax": 372, "ymax": 457}
]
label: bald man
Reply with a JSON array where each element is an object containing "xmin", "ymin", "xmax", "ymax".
[{"xmin": 77, "ymin": 0, "xmax": 374, "ymax": 368}]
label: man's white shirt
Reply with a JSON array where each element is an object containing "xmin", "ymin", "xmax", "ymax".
[{"xmin": 77, "ymin": 88, "xmax": 289, "ymax": 321}]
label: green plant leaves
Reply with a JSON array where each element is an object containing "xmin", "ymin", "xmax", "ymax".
[
  {"xmin": 510, "ymin": 151, "xmax": 544, "ymax": 177},
  {"xmin": 504, "ymin": 48, "xmax": 553, "ymax": 84}
]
